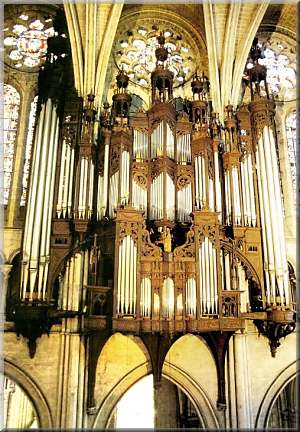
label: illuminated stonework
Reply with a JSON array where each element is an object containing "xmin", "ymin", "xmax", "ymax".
[{"xmin": 4, "ymin": 15, "xmax": 54, "ymax": 69}]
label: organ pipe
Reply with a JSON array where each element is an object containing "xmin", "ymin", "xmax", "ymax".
[
  {"xmin": 21, "ymin": 99, "xmax": 59, "ymax": 301},
  {"xmin": 117, "ymin": 235, "xmax": 137, "ymax": 315}
]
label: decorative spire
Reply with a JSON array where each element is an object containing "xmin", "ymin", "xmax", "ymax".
[
  {"xmin": 151, "ymin": 33, "xmax": 174, "ymax": 104},
  {"xmin": 112, "ymin": 69, "xmax": 132, "ymax": 122}
]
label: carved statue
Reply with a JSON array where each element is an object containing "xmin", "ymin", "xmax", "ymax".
[{"xmin": 156, "ymin": 226, "xmax": 172, "ymax": 253}]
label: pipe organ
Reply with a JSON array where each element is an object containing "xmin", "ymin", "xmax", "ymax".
[
  {"xmin": 15, "ymin": 33, "xmax": 295, "ymax": 370},
  {"xmin": 10, "ymin": 28, "xmax": 295, "ymax": 413},
  {"xmin": 90, "ymin": 34, "xmax": 294, "ymax": 332}
]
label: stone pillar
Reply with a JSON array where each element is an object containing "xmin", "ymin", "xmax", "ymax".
[
  {"xmin": 0, "ymin": 264, "xmax": 13, "ymax": 321},
  {"xmin": 233, "ymin": 331, "xmax": 252, "ymax": 429},
  {"xmin": 275, "ymin": 106, "xmax": 296, "ymax": 240},
  {"xmin": 154, "ymin": 378, "xmax": 179, "ymax": 429}
]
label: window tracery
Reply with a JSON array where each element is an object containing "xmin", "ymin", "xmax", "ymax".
[
  {"xmin": 20, "ymin": 96, "xmax": 38, "ymax": 206},
  {"xmin": 115, "ymin": 23, "xmax": 197, "ymax": 88},
  {"xmin": 4, "ymin": 14, "xmax": 54, "ymax": 69},
  {"xmin": 3, "ymin": 84, "xmax": 20, "ymax": 205}
]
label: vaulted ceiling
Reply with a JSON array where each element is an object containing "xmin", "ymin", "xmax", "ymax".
[{"xmin": 4, "ymin": 2, "xmax": 297, "ymax": 114}]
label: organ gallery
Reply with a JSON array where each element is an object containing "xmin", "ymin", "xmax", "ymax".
[{"xmin": 1, "ymin": 3, "xmax": 297, "ymax": 430}]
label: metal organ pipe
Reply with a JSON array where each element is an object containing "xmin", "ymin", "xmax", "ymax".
[
  {"xmin": 204, "ymin": 238, "xmax": 210, "ymax": 313},
  {"xmin": 43, "ymin": 117, "xmax": 59, "ymax": 300},
  {"xmin": 177, "ymin": 183, "xmax": 192, "ymax": 222},
  {"xmin": 262, "ymin": 126, "xmax": 284, "ymax": 304},
  {"xmin": 88, "ymin": 162, "xmax": 94, "ymax": 218},
  {"xmin": 21, "ymin": 100, "xmax": 59, "ymax": 301},
  {"xmin": 201, "ymin": 156, "xmax": 206, "ymax": 207},
  {"xmin": 68, "ymin": 148, "xmax": 75, "ymax": 218},
  {"xmin": 202, "ymin": 242, "xmax": 207, "ymax": 313},
  {"xmin": 129, "ymin": 236, "xmax": 134, "ymax": 314},
  {"xmin": 166, "ymin": 123, "xmax": 174, "ymax": 159},
  {"xmin": 166, "ymin": 174, "xmax": 175, "ymax": 221},
  {"xmin": 57, "ymin": 139, "xmax": 66, "ymax": 218},
  {"xmin": 109, "ymin": 171, "xmax": 119, "ymax": 218},
  {"xmin": 38, "ymin": 112, "xmax": 57, "ymax": 299},
  {"xmin": 162, "ymin": 278, "xmax": 174, "ymax": 318},
  {"xmin": 209, "ymin": 177, "xmax": 214, "ymax": 211},
  {"xmin": 133, "ymin": 242, "xmax": 137, "ymax": 314},
  {"xmin": 225, "ymin": 170, "xmax": 231, "ymax": 224},
  {"xmin": 97, "ymin": 175, "xmax": 103, "ymax": 220},
  {"xmin": 256, "ymin": 150, "xmax": 271, "ymax": 305},
  {"xmin": 121, "ymin": 236, "xmax": 126, "ymax": 314},
  {"xmin": 124, "ymin": 235, "xmax": 130, "ymax": 314},
  {"xmin": 238, "ymin": 263, "xmax": 248, "ymax": 313},
  {"xmin": 247, "ymin": 154, "xmax": 256, "ymax": 227},
  {"xmin": 268, "ymin": 128, "xmax": 289, "ymax": 304},
  {"xmin": 117, "ymin": 240, "xmax": 123, "ymax": 314},
  {"xmin": 241, "ymin": 160, "xmax": 249, "ymax": 226},
  {"xmin": 117, "ymin": 236, "xmax": 137, "ymax": 315},
  {"xmin": 214, "ymin": 150, "xmax": 222, "ymax": 220},
  {"xmin": 199, "ymin": 245, "xmax": 204, "ymax": 314},
  {"xmin": 141, "ymin": 277, "xmax": 151, "ymax": 317},
  {"xmin": 132, "ymin": 180, "xmax": 147, "ymax": 213},
  {"xmin": 151, "ymin": 122, "xmax": 163, "ymax": 158},
  {"xmin": 257, "ymin": 135, "xmax": 276, "ymax": 305},
  {"xmin": 62, "ymin": 143, "xmax": 70, "ymax": 218},
  {"xmin": 159, "ymin": 173, "xmax": 163, "ymax": 219},
  {"xmin": 102, "ymin": 143, "xmax": 110, "ymax": 216},
  {"xmin": 30, "ymin": 100, "xmax": 52, "ymax": 287},
  {"xmin": 186, "ymin": 277, "xmax": 196, "ymax": 316},
  {"xmin": 23, "ymin": 105, "xmax": 44, "ymax": 269}
]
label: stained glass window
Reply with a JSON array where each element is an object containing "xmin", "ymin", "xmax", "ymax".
[
  {"xmin": 115, "ymin": 24, "xmax": 197, "ymax": 88},
  {"xmin": 20, "ymin": 96, "xmax": 38, "ymax": 206},
  {"xmin": 3, "ymin": 84, "xmax": 20, "ymax": 205},
  {"xmin": 285, "ymin": 111, "xmax": 296, "ymax": 199},
  {"xmin": 4, "ymin": 14, "xmax": 54, "ymax": 69},
  {"xmin": 258, "ymin": 41, "xmax": 296, "ymax": 95}
]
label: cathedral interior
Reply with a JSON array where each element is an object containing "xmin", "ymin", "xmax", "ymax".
[{"xmin": 1, "ymin": 2, "xmax": 298, "ymax": 430}]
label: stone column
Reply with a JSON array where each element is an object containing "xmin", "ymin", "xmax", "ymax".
[
  {"xmin": 275, "ymin": 106, "xmax": 296, "ymax": 240},
  {"xmin": 0, "ymin": 264, "xmax": 13, "ymax": 321},
  {"xmin": 154, "ymin": 378, "xmax": 179, "ymax": 429},
  {"xmin": 233, "ymin": 331, "xmax": 252, "ymax": 429}
]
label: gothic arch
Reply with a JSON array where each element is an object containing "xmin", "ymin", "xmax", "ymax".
[
  {"xmin": 255, "ymin": 361, "xmax": 297, "ymax": 429},
  {"xmin": 8, "ymin": 248, "xmax": 21, "ymax": 264},
  {"xmin": 93, "ymin": 359, "xmax": 219, "ymax": 429},
  {"xmin": 162, "ymin": 361, "xmax": 220, "ymax": 429},
  {"xmin": 4, "ymin": 359, "xmax": 53, "ymax": 428},
  {"xmin": 92, "ymin": 362, "xmax": 150, "ymax": 429}
]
